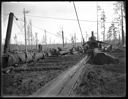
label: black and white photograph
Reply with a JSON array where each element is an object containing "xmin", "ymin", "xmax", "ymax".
[{"xmin": 1, "ymin": 1, "xmax": 126, "ymax": 97}]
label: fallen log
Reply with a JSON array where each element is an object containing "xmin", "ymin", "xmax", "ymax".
[
  {"xmin": 26, "ymin": 52, "xmax": 33, "ymax": 62},
  {"xmin": 17, "ymin": 52, "xmax": 26, "ymax": 63},
  {"xmin": 33, "ymin": 52, "xmax": 44, "ymax": 61}
]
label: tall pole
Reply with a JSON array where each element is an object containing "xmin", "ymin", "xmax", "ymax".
[
  {"xmin": 35, "ymin": 32, "xmax": 38, "ymax": 50},
  {"xmin": 74, "ymin": 33, "xmax": 76, "ymax": 46},
  {"xmin": 103, "ymin": 10, "xmax": 105, "ymax": 41},
  {"xmin": 101, "ymin": 10, "xmax": 105, "ymax": 41},
  {"xmin": 119, "ymin": 33, "xmax": 120, "ymax": 45},
  {"xmin": 104, "ymin": 22, "xmax": 105, "ymax": 41},
  {"xmin": 62, "ymin": 30, "xmax": 64, "ymax": 47},
  {"xmin": 23, "ymin": 8, "xmax": 27, "ymax": 52},
  {"xmin": 121, "ymin": 2, "xmax": 124, "ymax": 46},
  {"xmin": 44, "ymin": 29, "xmax": 47, "ymax": 45},
  {"xmin": 4, "ymin": 12, "xmax": 14, "ymax": 54},
  {"xmin": 86, "ymin": 31, "xmax": 88, "ymax": 42},
  {"xmin": 97, "ymin": 2, "xmax": 99, "ymax": 41},
  {"xmin": 30, "ymin": 20, "xmax": 32, "ymax": 50}
]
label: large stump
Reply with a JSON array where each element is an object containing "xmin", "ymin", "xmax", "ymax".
[{"xmin": 87, "ymin": 49, "xmax": 119, "ymax": 65}]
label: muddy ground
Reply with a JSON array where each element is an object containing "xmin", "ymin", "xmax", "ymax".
[
  {"xmin": 1, "ymin": 54, "xmax": 85, "ymax": 96},
  {"xmin": 1, "ymin": 47, "xmax": 126, "ymax": 97},
  {"xmin": 73, "ymin": 47, "xmax": 126, "ymax": 97}
]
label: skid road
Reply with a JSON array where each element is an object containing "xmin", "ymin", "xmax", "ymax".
[{"xmin": 31, "ymin": 55, "xmax": 90, "ymax": 97}]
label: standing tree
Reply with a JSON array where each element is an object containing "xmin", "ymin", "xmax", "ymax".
[
  {"xmin": 29, "ymin": 20, "xmax": 33, "ymax": 49},
  {"xmin": 97, "ymin": 5, "xmax": 102, "ymax": 40},
  {"xmin": 107, "ymin": 22, "xmax": 118, "ymax": 45},
  {"xmin": 74, "ymin": 33, "xmax": 76, "ymax": 46},
  {"xmin": 100, "ymin": 9, "xmax": 106, "ymax": 41},
  {"xmin": 97, "ymin": 5, "xmax": 106, "ymax": 41},
  {"xmin": 113, "ymin": 1, "xmax": 125, "ymax": 46},
  {"xmin": 85, "ymin": 31, "xmax": 88, "ymax": 41},
  {"xmin": 35, "ymin": 32, "xmax": 38, "ymax": 50},
  {"xmin": 27, "ymin": 20, "xmax": 33, "ymax": 49},
  {"xmin": 42, "ymin": 35, "xmax": 46, "ymax": 45},
  {"xmin": 14, "ymin": 34, "xmax": 18, "ymax": 45},
  {"xmin": 107, "ymin": 25, "xmax": 113, "ymax": 41},
  {"xmin": 71, "ymin": 36, "xmax": 75, "ymax": 47},
  {"xmin": 71, "ymin": 33, "xmax": 77, "ymax": 47},
  {"xmin": 27, "ymin": 23, "xmax": 31, "ymax": 46},
  {"xmin": 13, "ymin": 34, "xmax": 19, "ymax": 51}
]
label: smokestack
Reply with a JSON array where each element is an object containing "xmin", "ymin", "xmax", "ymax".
[{"xmin": 91, "ymin": 31, "xmax": 94, "ymax": 37}]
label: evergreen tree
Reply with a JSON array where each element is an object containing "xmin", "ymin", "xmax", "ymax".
[
  {"xmin": 113, "ymin": 1, "xmax": 125, "ymax": 46},
  {"xmin": 100, "ymin": 9, "xmax": 106, "ymax": 41},
  {"xmin": 107, "ymin": 22, "xmax": 118, "ymax": 43}
]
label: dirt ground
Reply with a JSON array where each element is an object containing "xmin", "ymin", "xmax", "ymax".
[
  {"xmin": 1, "ymin": 47, "xmax": 126, "ymax": 97},
  {"xmin": 1, "ymin": 54, "xmax": 84, "ymax": 96},
  {"xmin": 73, "ymin": 47, "xmax": 126, "ymax": 97}
]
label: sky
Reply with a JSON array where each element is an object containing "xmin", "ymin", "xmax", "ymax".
[{"xmin": 2, "ymin": 1, "xmax": 118, "ymax": 45}]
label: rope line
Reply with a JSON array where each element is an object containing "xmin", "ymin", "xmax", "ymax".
[
  {"xmin": 73, "ymin": 2, "xmax": 84, "ymax": 42},
  {"xmin": 2, "ymin": 13, "xmax": 117, "ymax": 23}
]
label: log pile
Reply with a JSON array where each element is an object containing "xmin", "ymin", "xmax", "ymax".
[{"xmin": 2, "ymin": 52, "xmax": 45, "ymax": 68}]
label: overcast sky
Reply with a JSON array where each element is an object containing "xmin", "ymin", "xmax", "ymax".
[{"xmin": 2, "ymin": 1, "xmax": 117, "ymax": 45}]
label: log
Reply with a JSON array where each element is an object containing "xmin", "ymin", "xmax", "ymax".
[
  {"xmin": 34, "ymin": 52, "xmax": 44, "ymax": 61},
  {"xmin": 60, "ymin": 50, "xmax": 70, "ymax": 55},
  {"xmin": 26, "ymin": 52, "xmax": 33, "ymax": 62},
  {"xmin": 17, "ymin": 52, "xmax": 26, "ymax": 63},
  {"xmin": 8, "ymin": 53, "xmax": 20, "ymax": 66}
]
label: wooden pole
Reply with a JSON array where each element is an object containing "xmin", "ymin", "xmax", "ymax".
[
  {"xmin": 74, "ymin": 33, "xmax": 76, "ymax": 46},
  {"xmin": 62, "ymin": 30, "xmax": 64, "ymax": 47},
  {"xmin": 35, "ymin": 32, "xmax": 38, "ymax": 50},
  {"xmin": 97, "ymin": 2, "xmax": 99, "ymax": 41},
  {"xmin": 121, "ymin": 2, "xmax": 124, "ymax": 46},
  {"xmin": 4, "ymin": 12, "xmax": 14, "ymax": 54},
  {"xmin": 86, "ymin": 31, "xmax": 88, "ymax": 41},
  {"xmin": 30, "ymin": 20, "xmax": 32, "ymax": 50},
  {"xmin": 23, "ymin": 8, "xmax": 27, "ymax": 52},
  {"xmin": 44, "ymin": 29, "xmax": 47, "ymax": 45},
  {"xmin": 103, "ymin": 10, "xmax": 105, "ymax": 41}
]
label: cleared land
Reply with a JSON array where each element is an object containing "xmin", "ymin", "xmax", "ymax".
[
  {"xmin": 1, "ymin": 54, "xmax": 85, "ymax": 96},
  {"xmin": 1, "ymin": 47, "xmax": 126, "ymax": 97}
]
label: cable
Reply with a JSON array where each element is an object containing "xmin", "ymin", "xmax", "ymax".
[
  {"xmin": 13, "ymin": 19, "xmax": 23, "ymax": 33},
  {"xmin": 32, "ymin": 25, "xmax": 71, "ymax": 41},
  {"xmin": 14, "ymin": 17, "xmax": 63, "ymax": 39},
  {"xmin": 15, "ymin": 17, "xmax": 71, "ymax": 42},
  {"xmin": 73, "ymin": 2, "xmax": 84, "ymax": 42},
  {"xmin": 14, "ymin": 17, "xmax": 71, "ymax": 42},
  {"xmin": 25, "ymin": 14, "xmax": 117, "ymax": 23},
  {"xmin": 32, "ymin": 25, "xmax": 62, "ymax": 39},
  {"xmin": 26, "ymin": 14, "xmax": 113, "ymax": 23},
  {"xmin": 46, "ymin": 30, "xmax": 71, "ymax": 41},
  {"xmin": 26, "ymin": 14, "xmax": 97, "ymax": 22},
  {"xmin": 3, "ymin": 12, "xmax": 117, "ymax": 23},
  {"xmin": 13, "ymin": 19, "xmax": 24, "ymax": 32},
  {"xmin": 3, "ymin": 13, "xmax": 72, "ymax": 43}
]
